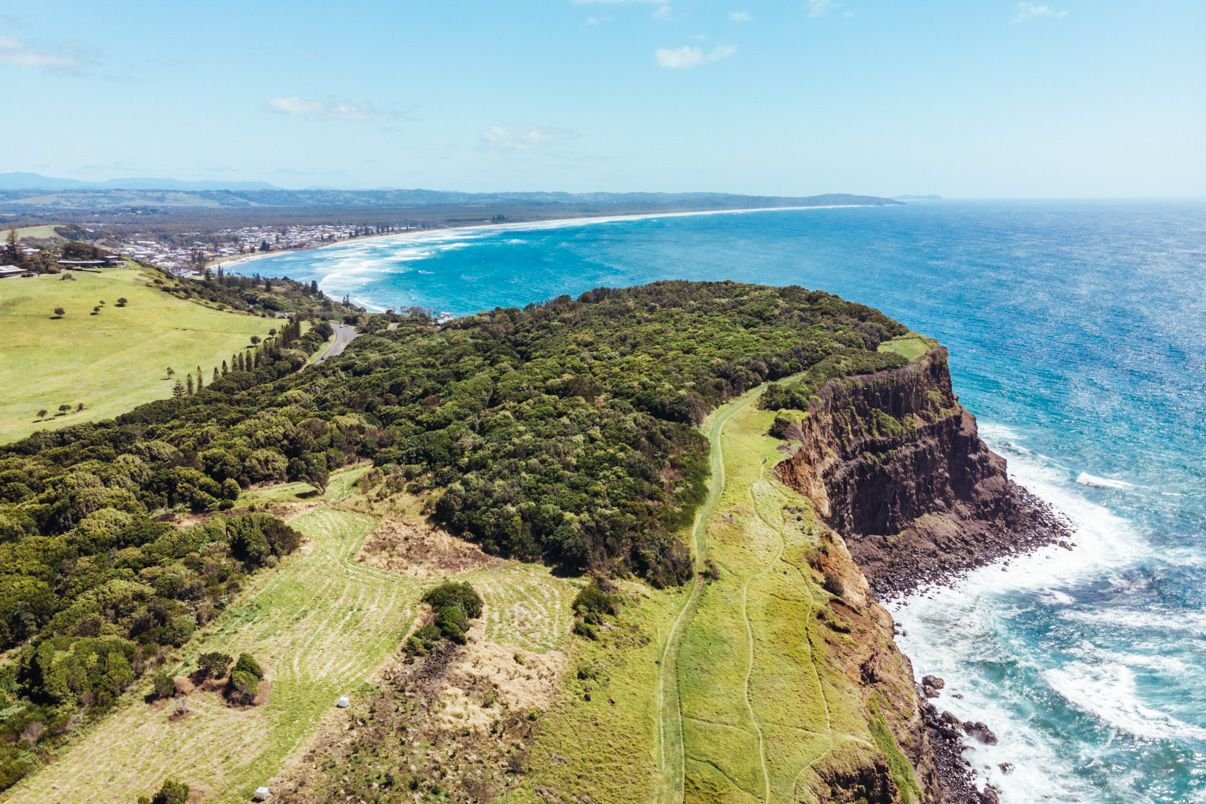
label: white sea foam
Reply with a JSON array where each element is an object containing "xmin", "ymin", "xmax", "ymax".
[
  {"xmin": 891, "ymin": 422, "xmax": 1159, "ymax": 801},
  {"xmin": 1075, "ymin": 472, "xmax": 1137, "ymax": 491},
  {"xmin": 1062, "ymin": 607, "xmax": 1206, "ymax": 637},
  {"xmin": 1044, "ymin": 662, "xmax": 1206, "ymax": 742}
]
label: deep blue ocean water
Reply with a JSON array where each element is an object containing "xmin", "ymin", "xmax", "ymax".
[{"xmin": 239, "ymin": 201, "xmax": 1205, "ymax": 802}]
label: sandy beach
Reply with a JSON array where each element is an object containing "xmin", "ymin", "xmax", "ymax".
[{"xmin": 209, "ymin": 203, "xmax": 878, "ymax": 274}]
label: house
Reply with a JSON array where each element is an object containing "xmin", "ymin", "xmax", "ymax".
[
  {"xmin": 57, "ymin": 259, "xmax": 108, "ymax": 268},
  {"xmin": 0, "ymin": 265, "xmax": 23, "ymax": 279}
]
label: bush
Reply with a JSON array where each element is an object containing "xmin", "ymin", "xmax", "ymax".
[
  {"xmin": 150, "ymin": 672, "xmax": 176, "ymax": 701},
  {"xmin": 227, "ymin": 669, "xmax": 259, "ymax": 705},
  {"xmin": 572, "ymin": 579, "xmax": 618, "ymax": 625},
  {"xmin": 769, "ymin": 413, "xmax": 797, "ymax": 440},
  {"xmin": 822, "ymin": 571, "xmax": 846, "ymax": 599},
  {"xmin": 405, "ymin": 582, "xmax": 483, "ymax": 653},
  {"xmin": 233, "ymin": 652, "xmax": 263, "ymax": 680},
  {"xmin": 150, "ymin": 778, "xmax": 189, "ymax": 804},
  {"xmin": 196, "ymin": 651, "xmax": 231, "ymax": 680},
  {"xmin": 421, "ymin": 582, "xmax": 483, "ymax": 619}
]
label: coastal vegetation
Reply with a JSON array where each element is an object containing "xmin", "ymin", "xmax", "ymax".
[{"xmin": 0, "ymin": 280, "xmax": 933, "ymax": 799}]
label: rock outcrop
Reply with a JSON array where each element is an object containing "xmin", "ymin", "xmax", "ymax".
[
  {"xmin": 776, "ymin": 347, "xmax": 1070, "ymax": 598},
  {"xmin": 773, "ymin": 347, "xmax": 1070, "ymax": 801}
]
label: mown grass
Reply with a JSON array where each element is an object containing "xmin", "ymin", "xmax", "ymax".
[
  {"xmin": 517, "ymin": 383, "xmax": 902, "ymax": 803},
  {"xmin": 8, "ymin": 502, "xmax": 422, "ymax": 803},
  {"xmin": 878, "ymin": 332, "xmax": 936, "ymax": 361},
  {"xmin": 508, "ymin": 580, "xmax": 685, "ymax": 803},
  {"xmin": 0, "ymin": 268, "xmax": 274, "ymax": 443},
  {"xmin": 466, "ymin": 564, "xmax": 577, "ymax": 654}
]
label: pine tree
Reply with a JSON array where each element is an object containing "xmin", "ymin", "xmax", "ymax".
[
  {"xmin": 196, "ymin": 369, "xmax": 204, "ymax": 391},
  {"xmin": 172, "ymin": 380, "xmax": 185, "ymax": 398},
  {"xmin": 221, "ymin": 360, "xmax": 228, "ymax": 375},
  {"xmin": 186, "ymin": 374, "xmax": 194, "ymax": 395},
  {"xmin": 213, "ymin": 367, "xmax": 220, "ymax": 383}
]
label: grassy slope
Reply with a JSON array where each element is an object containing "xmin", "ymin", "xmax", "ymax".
[
  {"xmin": 0, "ymin": 268, "xmax": 273, "ymax": 444},
  {"xmin": 7, "ymin": 473, "xmax": 422, "ymax": 804},
  {"xmin": 677, "ymin": 390, "xmax": 875, "ymax": 803},
  {"xmin": 517, "ymin": 384, "xmax": 889, "ymax": 803},
  {"xmin": 12, "ymin": 466, "xmax": 583, "ymax": 803}
]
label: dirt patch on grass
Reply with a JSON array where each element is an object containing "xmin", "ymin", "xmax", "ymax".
[
  {"xmin": 359, "ymin": 517, "xmax": 504, "ymax": 577},
  {"xmin": 270, "ymin": 623, "xmax": 565, "ymax": 802}
]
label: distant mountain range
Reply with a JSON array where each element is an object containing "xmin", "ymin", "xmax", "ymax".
[
  {"xmin": 0, "ymin": 175, "xmax": 903, "ymax": 212},
  {"xmin": 0, "ymin": 173, "xmax": 279, "ymax": 192}
]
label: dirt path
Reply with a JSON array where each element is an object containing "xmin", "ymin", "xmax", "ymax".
[
  {"xmin": 740, "ymin": 458, "xmax": 783, "ymax": 803},
  {"xmin": 655, "ymin": 387, "xmax": 762, "ymax": 804}
]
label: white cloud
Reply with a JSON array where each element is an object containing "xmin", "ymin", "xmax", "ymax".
[
  {"xmin": 584, "ymin": 14, "xmax": 612, "ymax": 26},
  {"xmin": 728, "ymin": 11, "xmax": 751, "ymax": 22},
  {"xmin": 0, "ymin": 34, "xmax": 77, "ymax": 70},
  {"xmin": 1012, "ymin": 2, "xmax": 1068, "ymax": 22},
  {"xmin": 481, "ymin": 125, "xmax": 574, "ymax": 152},
  {"xmin": 266, "ymin": 96, "xmax": 384, "ymax": 121},
  {"xmin": 807, "ymin": 0, "xmax": 837, "ymax": 17},
  {"xmin": 653, "ymin": 4, "xmax": 672, "ymax": 19},
  {"xmin": 655, "ymin": 44, "xmax": 737, "ymax": 69}
]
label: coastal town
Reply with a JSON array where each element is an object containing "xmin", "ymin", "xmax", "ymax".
[{"xmin": 1, "ymin": 221, "xmax": 419, "ymax": 277}]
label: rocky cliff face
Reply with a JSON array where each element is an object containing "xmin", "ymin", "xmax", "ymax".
[
  {"xmin": 773, "ymin": 347, "xmax": 1069, "ymax": 802},
  {"xmin": 776, "ymin": 347, "xmax": 1069, "ymax": 598}
]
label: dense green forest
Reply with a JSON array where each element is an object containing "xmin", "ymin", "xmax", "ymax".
[{"xmin": 0, "ymin": 281, "xmax": 908, "ymax": 786}]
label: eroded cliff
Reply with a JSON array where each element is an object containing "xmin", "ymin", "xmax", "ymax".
[
  {"xmin": 770, "ymin": 347, "xmax": 1070, "ymax": 802},
  {"xmin": 775, "ymin": 347, "xmax": 1069, "ymax": 598}
]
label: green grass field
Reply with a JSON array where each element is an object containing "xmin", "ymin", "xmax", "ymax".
[
  {"xmin": 878, "ymin": 332, "xmax": 936, "ymax": 361},
  {"xmin": 8, "ymin": 496, "xmax": 423, "ymax": 803},
  {"xmin": 0, "ymin": 268, "xmax": 273, "ymax": 444},
  {"xmin": 10, "ymin": 225, "xmax": 65, "ymax": 241}
]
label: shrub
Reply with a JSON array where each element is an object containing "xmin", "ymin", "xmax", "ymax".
[
  {"xmin": 150, "ymin": 672, "xmax": 176, "ymax": 701},
  {"xmin": 822, "ymin": 571, "xmax": 846, "ymax": 599},
  {"xmin": 769, "ymin": 413, "xmax": 797, "ymax": 440},
  {"xmin": 150, "ymin": 778, "xmax": 189, "ymax": 804},
  {"xmin": 196, "ymin": 651, "xmax": 231, "ymax": 680},
  {"xmin": 572, "ymin": 579, "xmax": 618, "ymax": 625},
  {"xmin": 422, "ymin": 582, "xmax": 483, "ymax": 620},
  {"xmin": 227, "ymin": 669, "xmax": 259, "ymax": 705},
  {"xmin": 405, "ymin": 582, "xmax": 483, "ymax": 654},
  {"xmin": 233, "ymin": 652, "xmax": 263, "ymax": 680}
]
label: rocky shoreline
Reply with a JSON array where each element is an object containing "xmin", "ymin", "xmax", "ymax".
[
  {"xmin": 774, "ymin": 347, "xmax": 1075, "ymax": 802},
  {"xmin": 851, "ymin": 483, "xmax": 1074, "ymax": 601}
]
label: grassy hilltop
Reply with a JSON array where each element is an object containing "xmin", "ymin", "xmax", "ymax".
[{"xmin": 0, "ymin": 268, "xmax": 273, "ymax": 443}]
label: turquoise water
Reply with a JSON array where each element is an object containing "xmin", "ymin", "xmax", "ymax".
[{"xmin": 241, "ymin": 201, "xmax": 1205, "ymax": 802}]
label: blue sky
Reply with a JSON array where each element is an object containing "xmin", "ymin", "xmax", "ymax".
[{"xmin": 2, "ymin": 1, "xmax": 1203, "ymax": 196}]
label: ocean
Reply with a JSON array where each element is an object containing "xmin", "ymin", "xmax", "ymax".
[{"xmin": 238, "ymin": 200, "xmax": 1206, "ymax": 802}]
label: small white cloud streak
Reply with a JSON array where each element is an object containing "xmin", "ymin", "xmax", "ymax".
[
  {"xmin": 655, "ymin": 44, "xmax": 737, "ymax": 69},
  {"xmin": 1013, "ymin": 2, "xmax": 1068, "ymax": 23},
  {"xmin": 653, "ymin": 4, "xmax": 672, "ymax": 19},
  {"xmin": 266, "ymin": 96, "xmax": 382, "ymax": 121},
  {"xmin": 0, "ymin": 34, "xmax": 76, "ymax": 69},
  {"xmin": 728, "ymin": 11, "xmax": 751, "ymax": 22},
  {"xmin": 480, "ymin": 125, "xmax": 574, "ymax": 152},
  {"xmin": 807, "ymin": 0, "xmax": 837, "ymax": 17}
]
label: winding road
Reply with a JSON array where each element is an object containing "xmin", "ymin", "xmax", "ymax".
[{"xmin": 315, "ymin": 322, "xmax": 359, "ymax": 363}]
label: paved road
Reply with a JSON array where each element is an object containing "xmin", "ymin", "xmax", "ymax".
[{"xmin": 316, "ymin": 322, "xmax": 359, "ymax": 363}]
